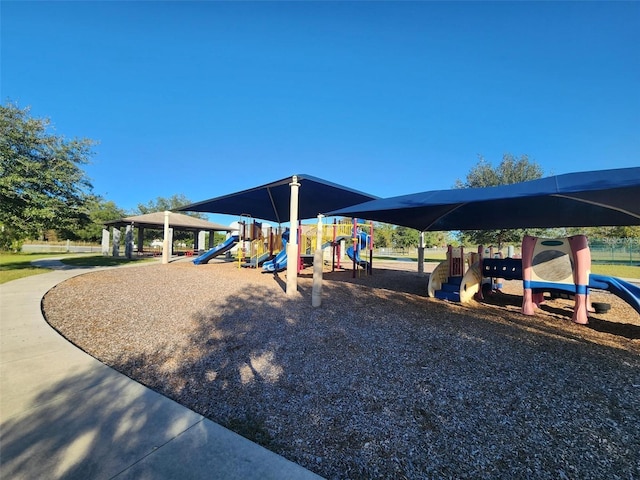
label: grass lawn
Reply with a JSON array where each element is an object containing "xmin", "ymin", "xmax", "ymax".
[
  {"xmin": 0, "ymin": 253, "xmax": 155, "ymax": 284},
  {"xmin": 0, "ymin": 253, "xmax": 61, "ymax": 284},
  {"xmin": 590, "ymin": 263, "xmax": 640, "ymax": 279}
]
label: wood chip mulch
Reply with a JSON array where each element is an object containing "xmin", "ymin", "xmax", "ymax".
[{"xmin": 42, "ymin": 260, "xmax": 640, "ymax": 480}]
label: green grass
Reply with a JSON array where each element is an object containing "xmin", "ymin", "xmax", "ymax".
[
  {"xmin": 374, "ymin": 255, "xmax": 447, "ymax": 263},
  {"xmin": 0, "ymin": 253, "xmax": 63, "ymax": 284},
  {"xmin": 0, "ymin": 253, "xmax": 154, "ymax": 284},
  {"xmin": 590, "ymin": 263, "xmax": 640, "ymax": 279}
]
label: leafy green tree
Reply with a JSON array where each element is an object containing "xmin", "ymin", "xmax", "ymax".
[
  {"xmin": 62, "ymin": 196, "xmax": 126, "ymax": 242},
  {"xmin": 136, "ymin": 194, "xmax": 206, "ymax": 218},
  {"xmin": 374, "ymin": 222, "xmax": 451, "ymax": 250},
  {"xmin": 393, "ymin": 226, "xmax": 420, "ymax": 249},
  {"xmin": 422, "ymin": 231, "xmax": 449, "ymax": 248},
  {"xmin": 0, "ymin": 103, "xmax": 95, "ymax": 249},
  {"xmin": 454, "ymin": 153, "xmax": 543, "ymax": 189},
  {"xmin": 568, "ymin": 226, "xmax": 640, "ymax": 240},
  {"xmin": 373, "ymin": 222, "xmax": 394, "ymax": 248},
  {"xmin": 608, "ymin": 226, "xmax": 640, "ymax": 239},
  {"xmin": 455, "ymin": 153, "xmax": 545, "ymax": 249}
]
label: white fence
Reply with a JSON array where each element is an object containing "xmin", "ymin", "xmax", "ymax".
[{"xmin": 21, "ymin": 242, "xmax": 102, "ymax": 254}]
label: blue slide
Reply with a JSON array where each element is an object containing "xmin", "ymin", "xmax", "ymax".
[
  {"xmin": 263, "ymin": 230, "xmax": 289, "ymax": 273},
  {"xmin": 347, "ymin": 231, "xmax": 369, "ymax": 270},
  {"xmin": 193, "ymin": 235, "xmax": 239, "ymax": 265},
  {"xmin": 262, "ymin": 248, "xmax": 287, "ymax": 273},
  {"xmin": 589, "ymin": 274, "xmax": 640, "ymax": 316}
]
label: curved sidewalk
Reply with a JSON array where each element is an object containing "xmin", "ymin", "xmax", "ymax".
[{"xmin": 0, "ymin": 262, "xmax": 323, "ymax": 479}]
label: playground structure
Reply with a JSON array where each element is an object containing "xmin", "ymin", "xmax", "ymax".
[
  {"xmin": 428, "ymin": 245, "xmax": 492, "ymax": 303},
  {"xmin": 428, "ymin": 235, "xmax": 640, "ymax": 323},
  {"xmin": 192, "ymin": 235, "xmax": 239, "ymax": 265},
  {"xmin": 263, "ymin": 218, "xmax": 374, "ymax": 275},
  {"xmin": 175, "ymin": 169, "xmax": 640, "ymax": 298},
  {"xmin": 346, "ymin": 228, "xmax": 371, "ymax": 272},
  {"xmin": 236, "ymin": 220, "xmax": 283, "ymax": 269},
  {"xmin": 262, "ymin": 229, "xmax": 289, "ymax": 272},
  {"xmin": 193, "ymin": 217, "xmax": 284, "ymax": 267},
  {"xmin": 192, "ymin": 215, "xmax": 374, "ymax": 276}
]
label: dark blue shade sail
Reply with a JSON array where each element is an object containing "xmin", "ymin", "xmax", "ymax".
[
  {"xmin": 178, "ymin": 174, "xmax": 379, "ymax": 224},
  {"xmin": 328, "ymin": 167, "xmax": 640, "ymax": 231}
]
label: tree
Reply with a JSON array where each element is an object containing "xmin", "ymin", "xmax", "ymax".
[
  {"xmin": 422, "ymin": 231, "xmax": 449, "ymax": 248},
  {"xmin": 455, "ymin": 153, "xmax": 545, "ymax": 249},
  {"xmin": 0, "ymin": 103, "xmax": 95, "ymax": 248},
  {"xmin": 373, "ymin": 223, "xmax": 394, "ymax": 248},
  {"xmin": 393, "ymin": 226, "xmax": 420, "ymax": 249},
  {"xmin": 374, "ymin": 223, "xmax": 450, "ymax": 250},
  {"xmin": 607, "ymin": 226, "xmax": 640, "ymax": 239},
  {"xmin": 454, "ymin": 153, "xmax": 543, "ymax": 189},
  {"xmin": 61, "ymin": 196, "xmax": 126, "ymax": 242},
  {"xmin": 136, "ymin": 194, "xmax": 205, "ymax": 218}
]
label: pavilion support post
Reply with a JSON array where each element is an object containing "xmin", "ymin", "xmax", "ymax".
[
  {"xmin": 209, "ymin": 230, "xmax": 215, "ymax": 249},
  {"xmin": 112, "ymin": 227, "xmax": 121, "ymax": 257},
  {"xmin": 312, "ymin": 214, "xmax": 324, "ymax": 307},
  {"xmin": 137, "ymin": 227, "xmax": 144, "ymax": 254},
  {"xmin": 162, "ymin": 211, "xmax": 170, "ymax": 264},
  {"xmin": 418, "ymin": 231, "xmax": 425, "ymax": 273},
  {"xmin": 286, "ymin": 176, "xmax": 301, "ymax": 296},
  {"xmin": 125, "ymin": 224, "xmax": 134, "ymax": 259},
  {"xmin": 198, "ymin": 230, "xmax": 206, "ymax": 253},
  {"xmin": 101, "ymin": 228, "xmax": 110, "ymax": 256}
]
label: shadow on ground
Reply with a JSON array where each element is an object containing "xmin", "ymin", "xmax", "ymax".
[
  {"xmin": 106, "ymin": 272, "xmax": 640, "ymax": 478},
  {"xmin": 1, "ymin": 367, "xmax": 200, "ymax": 479}
]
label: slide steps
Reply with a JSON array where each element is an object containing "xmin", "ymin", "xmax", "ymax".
[{"xmin": 434, "ymin": 276, "xmax": 463, "ymax": 302}]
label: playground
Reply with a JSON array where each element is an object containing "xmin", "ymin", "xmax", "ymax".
[
  {"xmin": 97, "ymin": 169, "xmax": 640, "ymax": 324},
  {"xmin": 35, "ymin": 168, "xmax": 640, "ymax": 478},
  {"xmin": 41, "ymin": 258, "xmax": 640, "ymax": 480},
  {"xmin": 191, "ymin": 217, "xmax": 373, "ymax": 274},
  {"xmin": 184, "ymin": 213, "xmax": 640, "ymax": 326}
]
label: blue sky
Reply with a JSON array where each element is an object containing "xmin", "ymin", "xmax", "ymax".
[{"xmin": 2, "ymin": 1, "xmax": 639, "ymax": 226}]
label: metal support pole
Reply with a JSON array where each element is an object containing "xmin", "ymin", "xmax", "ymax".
[
  {"xmin": 162, "ymin": 210, "xmax": 170, "ymax": 264},
  {"xmin": 312, "ymin": 214, "xmax": 324, "ymax": 307},
  {"xmin": 352, "ymin": 217, "xmax": 357, "ymax": 278},
  {"xmin": 418, "ymin": 231, "xmax": 425, "ymax": 273},
  {"xmin": 286, "ymin": 176, "xmax": 301, "ymax": 296}
]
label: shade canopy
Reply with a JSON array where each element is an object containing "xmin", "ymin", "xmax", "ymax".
[
  {"xmin": 328, "ymin": 167, "xmax": 640, "ymax": 231},
  {"xmin": 178, "ymin": 174, "xmax": 379, "ymax": 224},
  {"xmin": 105, "ymin": 211, "xmax": 232, "ymax": 232}
]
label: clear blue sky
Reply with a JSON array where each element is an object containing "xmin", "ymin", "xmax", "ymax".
[{"xmin": 2, "ymin": 1, "xmax": 639, "ymax": 226}]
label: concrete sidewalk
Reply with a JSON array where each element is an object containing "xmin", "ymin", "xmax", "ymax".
[{"xmin": 0, "ymin": 262, "xmax": 323, "ymax": 479}]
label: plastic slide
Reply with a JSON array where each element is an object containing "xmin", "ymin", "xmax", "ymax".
[
  {"xmin": 588, "ymin": 274, "xmax": 640, "ymax": 315},
  {"xmin": 243, "ymin": 251, "xmax": 272, "ymax": 268},
  {"xmin": 193, "ymin": 235, "xmax": 239, "ymax": 265},
  {"xmin": 262, "ymin": 248, "xmax": 287, "ymax": 273},
  {"xmin": 262, "ymin": 230, "xmax": 289, "ymax": 273},
  {"xmin": 346, "ymin": 231, "xmax": 369, "ymax": 269}
]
